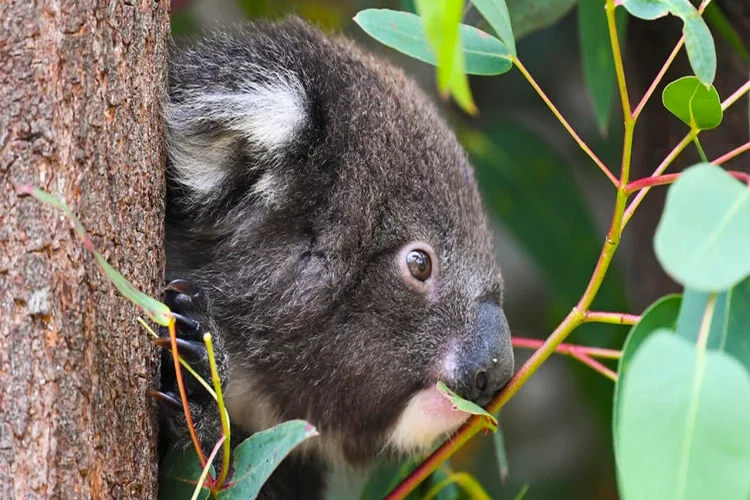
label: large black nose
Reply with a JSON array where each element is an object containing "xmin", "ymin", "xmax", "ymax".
[{"xmin": 454, "ymin": 301, "xmax": 514, "ymax": 406}]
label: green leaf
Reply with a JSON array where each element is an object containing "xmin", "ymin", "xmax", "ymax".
[
  {"xmin": 654, "ymin": 163, "xmax": 750, "ymax": 292},
  {"xmin": 579, "ymin": 2, "xmax": 628, "ymax": 134},
  {"xmin": 617, "ymin": 332, "xmax": 750, "ymax": 500},
  {"xmin": 353, "ymin": 9, "xmax": 513, "ymax": 76},
  {"xmin": 16, "ymin": 185, "xmax": 172, "ymax": 325},
  {"xmin": 621, "ymin": 0, "xmax": 670, "ymax": 20},
  {"xmin": 471, "ymin": 0, "xmax": 516, "ymax": 56},
  {"xmin": 493, "ymin": 421, "xmax": 510, "ymax": 482},
  {"xmin": 682, "ymin": 14, "xmax": 717, "ymax": 86},
  {"xmin": 159, "ymin": 444, "xmax": 213, "ymax": 500},
  {"xmin": 220, "ymin": 420, "xmax": 318, "ymax": 499},
  {"xmin": 662, "ymin": 76, "xmax": 723, "ymax": 130},
  {"xmin": 621, "ymin": 0, "xmax": 716, "ymax": 85},
  {"xmin": 436, "ymin": 381, "xmax": 498, "ymax": 431},
  {"xmin": 613, "ymin": 295, "xmax": 681, "ymax": 459},
  {"xmin": 505, "ymin": 0, "xmax": 577, "ymax": 40},
  {"xmin": 415, "ymin": 0, "xmax": 477, "ymax": 114},
  {"xmin": 676, "ymin": 279, "xmax": 750, "ymax": 374}
]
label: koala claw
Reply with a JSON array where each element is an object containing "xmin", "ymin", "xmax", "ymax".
[
  {"xmin": 153, "ymin": 336, "xmax": 207, "ymax": 363},
  {"xmin": 169, "ymin": 313, "xmax": 202, "ymax": 338},
  {"xmin": 149, "ymin": 389, "xmax": 183, "ymax": 411},
  {"xmin": 165, "ymin": 278, "xmax": 204, "ymax": 315}
]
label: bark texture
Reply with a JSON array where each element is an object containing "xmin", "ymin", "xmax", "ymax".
[
  {"xmin": 0, "ymin": 0, "xmax": 169, "ymax": 497},
  {"xmin": 628, "ymin": 2, "xmax": 750, "ymax": 310}
]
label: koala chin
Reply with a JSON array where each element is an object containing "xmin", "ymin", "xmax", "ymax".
[{"xmin": 158, "ymin": 16, "xmax": 514, "ymax": 499}]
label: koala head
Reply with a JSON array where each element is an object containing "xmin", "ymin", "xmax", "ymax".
[{"xmin": 166, "ymin": 18, "xmax": 514, "ymax": 465}]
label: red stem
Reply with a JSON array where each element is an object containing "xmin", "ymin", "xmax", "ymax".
[
  {"xmin": 626, "ymin": 170, "xmax": 750, "ymax": 194},
  {"xmin": 569, "ymin": 352, "xmax": 618, "ymax": 381},
  {"xmin": 512, "ymin": 337, "xmax": 622, "ymax": 359},
  {"xmin": 168, "ymin": 319, "xmax": 208, "ymax": 470},
  {"xmin": 713, "ymin": 141, "xmax": 750, "ymax": 167}
]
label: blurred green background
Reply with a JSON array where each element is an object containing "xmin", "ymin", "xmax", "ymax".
[{"xmin": 167, "ymin": 1, "xmax": 750, "ymax": 499}]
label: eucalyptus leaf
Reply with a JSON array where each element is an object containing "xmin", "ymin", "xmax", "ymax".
[
  {"xmin": 621, "ymin": 0, "xmax": 716, "ymax": 84},
  {"xmin": 353, "ymin": 9, "xmax": 513, "ymax": 76},
  {"xmin": 676, "ymin": 278, "xmax": 750, "ymax": 374},
  {"xmin": 493, "ymin": 422, "xmax": 510, "ymax": 482},
  {"xmin": 654, "ymin": 163, "xmax": 750, "ymax": 292},
  {"xmin": 505, "ymin": 0, "xmax": 577, "ymax": 40},
  {"xmin": 579, "ymin": 2, "xmax": 628, "ymax": 134},
  {"xmin": 220, "ymin": 420, "xmax": 317, "ymax": 499},
  {"xmin": 471, "ymin": 0, "xmax": 516, "ymax": 56},
  {"xmin": 159, "ymin": 444, "xmax": 213, "ymax": 500},
  {"xmin": 617, "ymin": 332, "xmax": 750, "ymax": 500},
  {"xmin": 436, "ymin": 381, "xmax": 498, "ymax": 431},
  {"xmin": 662, "ymin": 76, "xmax": 722, "ymax": 130},
  {"xmin": 415, "ymin": 0, "xmax": 477, "ymax": 114},
  {"xmin": 18, "ymin": 185, "xmax": 172, "ymax": 325},
  {"xmin": 613, "ymin": 294, "xmax": 681, "ymax": 459}
]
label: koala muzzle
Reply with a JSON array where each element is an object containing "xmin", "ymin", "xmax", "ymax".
[{"xmin": 455, "ymin": 301, "xmax": 514, "ymax": 407}]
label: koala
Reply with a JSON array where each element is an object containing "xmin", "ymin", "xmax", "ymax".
[{"xmin": 156, "ymin": 17, "xmax": 514, "ymax": 499}]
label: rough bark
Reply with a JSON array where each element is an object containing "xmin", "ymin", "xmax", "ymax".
[
  {"xmin": 628, "ymin": 3, "xmax": 750, "ymax": 310},
  {"xmin": 0, "ymin": 1, "xmax": 169, "ymax": 497}
]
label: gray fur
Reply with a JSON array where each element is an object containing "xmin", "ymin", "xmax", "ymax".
[{"xmin": 163, "ymin": 18, "xmax": 513, "ymax": 499}]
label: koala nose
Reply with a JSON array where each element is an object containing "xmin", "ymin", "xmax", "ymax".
[{"xmin": 454, "ymin": 301, "xmax": 514, "ymax": 407}]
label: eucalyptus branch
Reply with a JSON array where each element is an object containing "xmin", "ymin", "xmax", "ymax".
[
  {"xmin": 513, "ymin": 57, "xmax": 619, "ymax": 186},
  {"xmin": 606, "ymin": 0, "xmax": 634, "ymax": 185},
  {"xmin": 512, "ymin": 337, "xmax": 622, "ymax": 359},
  {"xmin": 622, "ymin": 79, "xmax": 750, "ymax": 228},
  {"xmin": 712, "ymin": 141, "xmax": 750, "ymax": 166},
  {"xmin": 583, "ymin": 310, "xmax": 641, "ymax": 325},
  {"xmin": 168, "ymin": 319, "xmax": 208, "ymax": 468},
  {"xmin": 570, "ymin": 352, "xmax": 618, "ymax": 381},
  {"xmin": 204, "ymin": 333, "xmax": 232, "ymax": 489},
  {"xmin": 625, "ymin": 170, "xmax": 750, "ymax": 193}
]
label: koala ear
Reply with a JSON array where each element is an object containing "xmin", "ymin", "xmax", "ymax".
[{"xmin": 166, "ymin": 72, "xmax": 308, "ymax": 199}]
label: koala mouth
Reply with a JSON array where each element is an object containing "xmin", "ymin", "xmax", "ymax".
[{"xmin": 386, "ymin": 385, "xmax": 470, "ymax": 455}]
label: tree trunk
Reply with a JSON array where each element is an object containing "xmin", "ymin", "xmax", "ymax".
[
  {"xmin": 628, "ymin": 2, "xmax": 750, "ymax": 310},
  {"xmin": 0, "ymin": 1, "xmax": 169, "ymax": 497}
]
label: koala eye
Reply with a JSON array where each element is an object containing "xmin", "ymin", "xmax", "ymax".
[
  {"xmin": 406, "ymin": 250, "xmax": 431, "ymax": 281},
  {"xmin": 397, "ymin": 242, "xmax": 438, "ymax": 294}
]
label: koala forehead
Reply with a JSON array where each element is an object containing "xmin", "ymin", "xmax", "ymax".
[{"xmin": 167, "ymin": 18, "xmax": 496, "ymax": 278}]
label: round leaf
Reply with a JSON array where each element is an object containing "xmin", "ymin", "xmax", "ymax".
[
  {"xmin": 353, "ymin": 9, "xmax": 513, "ymax": 76},
  {"xmin": 654, "ymin": 163, "xmax": 750, "ymax": 292},
  {"xmin": 618, "ymin": 332, "xmax": 750, "ymax": 500},
  {"xmin": 662, "ymin": 76, "xmax": 723, "ymax": 130}
]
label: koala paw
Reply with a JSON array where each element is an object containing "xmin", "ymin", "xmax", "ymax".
[{"xmin": 153, "ymin": 279, "xmax": 227, "ymax": 452}]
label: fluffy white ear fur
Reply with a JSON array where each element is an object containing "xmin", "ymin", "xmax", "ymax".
[{"xmin": 167, "ymin": 72, "xmax": 307, "ymax": 195}]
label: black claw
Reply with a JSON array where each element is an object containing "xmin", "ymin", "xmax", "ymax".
[
  {"xmin": 149, "ymin": 389, "xmax": 183, "ymax": 411},
  {"xmin": 171, "ymin": 312, "xmax": 202, "ymax": 336},
  {"xmin": 165, "ymin": 278, "xmax": 199, "ymax": 297},
  {"xmin": 153, "ymin": 337, "xmax": 206, "ymax": 362},
  {"xmin": 164, "ymin": 279, "xmax": 202, "ymax": 313}
]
